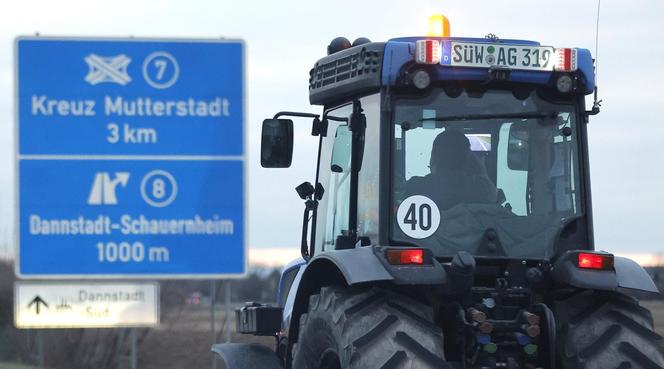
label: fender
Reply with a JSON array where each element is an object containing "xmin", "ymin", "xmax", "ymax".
[
  {"xmin": 280, "ymin": 247, "xmax": 394, "ymax": 340},
  {"xmin": 282, "ymin": 246, "xmax": 449, "ymax": 342},
  {"xmin": 212, "ymin": 343, "xmax": 282, "ymax": 369},
  {"xmin": 306, "ymin": 246, "xmax": 448, "ymax": 286},
  {"xmin": 313, "ymin": 247, "xmax": 394, "ymax": 284},
  {"xmin": 551, "ymin": 250, "xmax": 658, "ymax": 293}
]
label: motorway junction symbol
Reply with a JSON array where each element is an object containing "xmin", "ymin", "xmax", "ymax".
[
  {"xmin": 84, "ymin": 54, "xmax": 132, "ymax": 85},
  {"xmin": 16, "ymin": 37, "xmax": 246, "ymax": 279}
]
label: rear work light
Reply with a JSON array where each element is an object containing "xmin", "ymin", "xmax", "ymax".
[
  {"xmin": 554, "ymin": 48, "xmax": 578, "ymax": 72},
  {"xmin": 416, "ymin": 40, "xmax": 441, "ymax": 64},
  {"xmin": 578, "ymin": 252, "xmax": 614, "ymax": 270},
  {"xmin": 387, "ymin": 249, "xmax": 424, "ymax": 265}
]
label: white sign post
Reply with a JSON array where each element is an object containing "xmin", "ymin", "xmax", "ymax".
[{"xmin": 15, "ymin": 282, "xmax": 159, "ymax": 328}]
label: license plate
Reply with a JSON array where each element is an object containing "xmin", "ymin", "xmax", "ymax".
[{"xmin": 441, "ymin": 42, "xmax": 555, "ymax": 71}]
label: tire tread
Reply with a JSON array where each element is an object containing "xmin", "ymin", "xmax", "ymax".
[
  {"xmin": 557, "ymin": 292, "xmax": 664, "ymax": 369},
  {"xmin": 292, "ymin": 286, "xmax": 446, "ymax": 369}
]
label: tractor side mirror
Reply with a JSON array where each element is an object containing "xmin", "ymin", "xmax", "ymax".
[
  {"xmin": 507, "ymin": 123, "xmax": 529, "ymax": 171},
  {"xmin": 330, "ymin": 125, "xmax": 352, "ymax": 173},
  {"xmin": 261, "ymin": 119, "xmax": 294, "ymax": 168}
]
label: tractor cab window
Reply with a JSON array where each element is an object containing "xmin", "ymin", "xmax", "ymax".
[
  {"xmin": 315, "ymin": 94, "xmax": 380, "ymax": 253},
  {"xmin": 324, "ymin": 118, "xmax": 353, "ymax": 250},
  {"xmin": 391, "ymin": 87, "xmax": 582, "ymax": 259}
]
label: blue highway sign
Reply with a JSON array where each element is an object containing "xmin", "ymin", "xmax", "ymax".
[{"xmin": 16, "ymin": 37, "xmax": 245, "ymax": 278}]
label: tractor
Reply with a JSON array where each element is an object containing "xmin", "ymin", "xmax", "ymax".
[{"xmin": 213, "ymin": 16, "xmax": 664, "ymax": 369}]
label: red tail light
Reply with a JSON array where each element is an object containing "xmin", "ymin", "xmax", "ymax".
[
  {"xmin": 554, "ymin": 48, "xmax": 578, "ymax": 72},
  {"xmin": 416, "ymin": 40, "xmax": 441, "ymax": 64},
  {"xmin": 387, "ymin": 249, "xmax": 424, "ymax": 265},
  {"xmin": 578, "ymin": 252, "xmax": 614, "ymax": 270}
]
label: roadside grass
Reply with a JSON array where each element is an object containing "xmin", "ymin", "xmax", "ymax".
[{"xmin": 0, "ymin": 363, "xmax": 41, "ymax": 369}]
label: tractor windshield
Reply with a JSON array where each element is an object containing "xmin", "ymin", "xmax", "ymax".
[{"xmin": 390, "ymin": 87, "xmax": 583, "ymax": 259}]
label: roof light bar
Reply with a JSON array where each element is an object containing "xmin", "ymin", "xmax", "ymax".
[
  {"xmin": 578, "ymin": 252, "xmax": 614, "ymax": 271},
  {"xmin": 416, "ymin": 40, "xmax": 441, "ymax": 64},
  {"xmin": 554, "ymin": 48, "xmax": 579, "ymax": 72}
]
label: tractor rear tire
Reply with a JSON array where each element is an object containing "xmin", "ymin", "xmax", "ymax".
[
  {"xmin": 556, "ymin": 290, "xmax": 664, "ymax": 369},
  {"xmin": 291, "ymin": 286, "xmax": 448, "ymax": 369}
]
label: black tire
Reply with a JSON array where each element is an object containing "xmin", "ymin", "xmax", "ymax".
[
  {"xmin": 555, "ymin": 290, "xmax": 664, "ymax": 369},
  {"xmin": 291, "ymin": 286, "xmax": 448, "ymax": 369}
]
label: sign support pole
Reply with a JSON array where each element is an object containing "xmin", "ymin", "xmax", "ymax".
[
  {"xmin": 225, "ymin": 281, "xmax": 231, "ymax": 343},
  {"xmin": 130, "ymin": 328, "xmax": 137, "ymax": 369},
  {"xmin": 211, "ymin": 280, "xmax": 217, "ymax": 369},
  {"xmin": 36, "ymin": 329, "xmax": 44, "ymax": 368},
  {"xmin": 116, "ymin": 329, "xmax": 125, "ymax": 369}
]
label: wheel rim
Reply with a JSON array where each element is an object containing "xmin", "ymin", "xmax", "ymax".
[{"xmin": 318, "ymin": 348, "xmax": 341, "ymax": 369}]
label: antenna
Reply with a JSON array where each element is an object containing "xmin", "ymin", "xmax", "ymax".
[
  {"xmin": 594, "ymin": 0, "xmax": 602, "ymax": 85},
  {"xmin": 588, "ymin": 0, "xmax": 603, "ymax": 116}
]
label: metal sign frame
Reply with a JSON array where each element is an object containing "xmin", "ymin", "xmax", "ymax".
[{"xmin": 14, "ymin": 36, "xmax": 247, "ymax": 279}]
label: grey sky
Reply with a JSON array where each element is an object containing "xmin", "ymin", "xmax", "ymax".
[{"xmin": 1, "ymin": 0, "xmax": 663, "ymax": 261}]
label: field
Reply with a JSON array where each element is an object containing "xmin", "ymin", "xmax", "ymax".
[
  {"xmin": 0, "ymin": 364, "xmax": 41, "ymax": 369},
  {"xmin": 140, "ymin": 304, "xmax": 274, "ymax": 369},
  {"xmin": 643, "ymin": 300, "xmax": 664, "ymax": 334},
  {"xmin": 3, "ymin": 300, "xmax": 664, "ymax": 369},
  {"xmin": 144, "ymin": 300, "xmax": 664, "ymax": 369}
]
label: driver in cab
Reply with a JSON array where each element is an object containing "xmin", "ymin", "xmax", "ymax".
[{"xmin": 405, "ymin": 129, "xmax": 498, "ymax": 210}]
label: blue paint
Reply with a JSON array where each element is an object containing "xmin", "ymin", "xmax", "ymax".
[{"xmin": 381, "ymin": 37, "xmax": 595, "ymax": 94}]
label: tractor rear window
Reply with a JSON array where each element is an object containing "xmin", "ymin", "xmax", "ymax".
[{"xmin": 391, "ymin": 87, "xmax": 582, "ymax": 259}]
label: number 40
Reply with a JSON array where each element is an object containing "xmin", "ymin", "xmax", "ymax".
[{"xmin": 403, "ymin": 203, "xmax": 432, "ymax": 231}]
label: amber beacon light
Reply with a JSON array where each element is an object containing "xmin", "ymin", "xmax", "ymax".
[{"xmin": 427, "ymin": 14, "xmax": 451, "ymax": 37}]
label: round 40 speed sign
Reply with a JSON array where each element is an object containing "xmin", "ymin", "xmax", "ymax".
[{"xmin": 396, "ymin": 195, "xmax": 441, "ymax": 239}]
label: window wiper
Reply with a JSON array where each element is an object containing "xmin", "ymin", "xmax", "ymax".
[
  {"xmin": 401, "ymin": 111, "xmax": 559, "ymax": 131},
  {"xmin": 419, "ymin": 111, "xmax": 558, "ymax": 123}
]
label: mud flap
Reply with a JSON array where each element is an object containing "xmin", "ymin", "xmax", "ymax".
[{"xmin": 211, "ymin": 343, "xmax": 283, "ymax": 369}]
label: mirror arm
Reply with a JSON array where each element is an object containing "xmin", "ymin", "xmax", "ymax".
[
  {"xmin": 309, "ymin": 136, "xmax": 325, "ymax": 259},
  {"xmin": 300, "ymin": 199, "xmax": 316, "ymax": 261},
  {"xmin": 273, "ymin": 111, "xmax": 320, "ymax": 120},
  {"xmin": 307, "ymin": 198, "xmax": 319, "ymax": 259},
  {"xmin": 585, "ymin": 87, "xmax": 602, "ymax": 118},
  {"xmin": 274, "ymin": 111, "xmax": 325, "ymax": 137}
]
